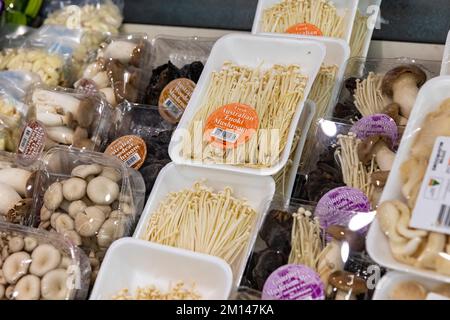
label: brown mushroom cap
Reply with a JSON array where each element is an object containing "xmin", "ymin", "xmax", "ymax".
[
  {"xmin": 327, "ymin": 225, "xmax": 365, "ymax": 252},
  {"xmin": 357, "ymin": 135, "xmax": 393, "ymax": 164},
  {"xmin": 381, "ymin": 65, "xmax": 427, "ymax": 98},
  {"xmin": 370, "ymin": 170, "xmax": 390, "ymax": 187},
  {"xmin": 328, "ymin": 271, "xmax": 368, "ymax": 295}
]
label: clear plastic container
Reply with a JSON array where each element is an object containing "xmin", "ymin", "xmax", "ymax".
[
  {"xmin": 441, "ymin": 30, "xmax": 450, "ymax": 76},
  {"xmin": 331, "ymin": 57, "xmax": 442, "ymax": 123},
  {"xmin": 133, "ymin": 162, "xmax": 276, "ymax": 289},
  {"xmin": 0, "ymin": 220, "xmax": 91, "ymax": 300},
  {"xmin": 27, "ymin": 85, "xmax": 113, "ymax": 152},
  {"xmin": 31, "ymin": 146, "xmax": 145, "ymax": 283}
]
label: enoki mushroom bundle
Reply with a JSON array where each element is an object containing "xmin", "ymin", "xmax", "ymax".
[
  {"xmin": 354, "ymin": 72, "xmax": 390, "ymax": 116},
  {"xmin": 262, "ymin": 0, "xmax": 347, "ymax": 38},
  {"xmin": 349, "ymin": 10, "xmax": 369, "ymax": 58},
  {"xmin": 183, "ymin": 62, "xmax": 307, "ymax": 168},
  {"xmin": 335, "ymin": 133, "xmax": 378, "ymax": 199},
  {"xmin": 112, "ymin": 282, "xmax": 201, "ymax": 300},
  {"xmin": 143, "ymin": 182, "xmax": 257, "ymax": 267}
]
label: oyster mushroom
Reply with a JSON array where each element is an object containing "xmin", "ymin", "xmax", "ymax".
[
  {"xmin": 29, "ymin": 244, "xmax": 61, "ymax": 277},
  {"xmin": 43, "ymin": 182, "xmax": 64, "ymax": 210},
  {"xmin": 62, "ymin": 178, "xmax": 87, "ymax": 201},
  {"xmin": 377, "ymin": 201, "xmax": 407, "ymax": 243},
  {"xmin": 0, "ymin": 168, "xmax": 33, "ymax": 197},
  {"xmin": 41, "ymin": 269, "xmax": 69, "ymax": 300},
  {"xmin": 14, "ymin": 275, "xmax": 40, "ymax": 300},
  {"xmin": 71, "ymin": 164, "xmax": 102, "ymax": 179},
  {"xmin": 75, "ymin": 206, "xmax": 106, "ymax": 237},
  {"xmin": 358, "ymin": 135, "xmax": 396, "ymax": 171},
  {"xmin": 415, "ymin": 233, "xmax": 447, "ymax": 270},
  {"xmin": 436, "ymin": 253, "xmax": 450, "ymax": 276},
  {"xmin": 87, "ymin": 177, "xmax": 120, "ymax": 205},
  {"xmin": 381, "ymin": 65, "xmax": 427, "ymax": 118},
  {"xmin": 390, "ymin": 281, "xmax": 428, "ymax": 300},
  {"xmin": 400, "ymin": 158, "xmax": 428, "ymax": 208},
  {"xmin": 0, "ymin": 183, "xmax": 28, "ymax": 221},
  {"xmin": 390, "ymin": 237, "xmax": 423, "ymax": 265},
  {"xmin": 3, "ymin": 252, "xmax": 31, "ymax": 284},
  {"xmin": 395, "ymin": 201, "xmax": 428, "ymax": 239}
]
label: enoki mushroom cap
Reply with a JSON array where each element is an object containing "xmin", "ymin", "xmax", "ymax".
[{"xmin": 381, "ymin": 65, "xmax": 427, "ymax": 98}]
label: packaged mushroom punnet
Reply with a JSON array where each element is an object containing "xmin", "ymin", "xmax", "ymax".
[
  {"xmin": 132, "ymin": 162, "xmax": 276, "ymax": 288},
  {"xmin": 252, "ymin": 0, "xmax": 358, "ymax": 43},
  {"xmin": 105, "ymin": 102, "xmax": 175, "ymax": 199},
  {"xmin": 169, "ymin": 33, "xmax": 326, "ymax": 176},
  {"xmin": 0, "ymin": 151, "xmax": 38, "ymax": 225},
  {"xmin": 74, "ymin": 33, "xmax": 152, "ymax": 107},
  {"xmin": 25, "ymin": 85, "xmax": 113, "ymax": 152},
  {"xmin": 0, "ymin": 221, "xmax": 91, "ymax": 300},
  {"xmin": 367, "ymin": 76, "xmax": 450, "ymax": 283},
  {"xmin": 240, "ymin": 197, "xmax": 382, "ymax": 300},
  {"xmin": 331, "ymin": 57, "xmax": 442, "ymax": 124},
  {"xmin": 30, "ymin": 146, "xmax": 145, "ymax": 284},
  {"xmin": 145, "ymin": 35, "xmax": 216, "ymax": 124},
  {"xmin": 0, "ymin": 70, "xmax": 39, "ymax": 153}
]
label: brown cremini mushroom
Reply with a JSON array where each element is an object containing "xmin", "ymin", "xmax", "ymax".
[
  {"xmin": 357, "ymin": 135, "xmax": 396, "ymax": 171},
  {"xmin": 327, "ymin": 225, "xmax": 365, "ymax": 252},
  {"xmin": 382, "ymin": 103, "xmax": 408, "ymax": 126},
  {"xmin": 327, "ymin": 271, "xmax": 368, "ymax": 300},
  {"xmin": 370, "ymin": 171, "xmax": 390, "ymax": 188}
]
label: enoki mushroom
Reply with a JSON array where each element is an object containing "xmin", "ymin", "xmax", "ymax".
[
  {"xmin": 262, "ymin": 0, "xmax": 347, "ymax": 38},
  {"xmin": 183, "ymin": 62, "xmax": 307, "ymax": 168},
  {"xmin": 354, "ymin": 72, "xmax": 390, "ymax": 116},
  {"xmin": 112, "ymin": 282, "xmax": 201, "ymax": 300},
  {"xmin": 349, "ymin": 10, "xmax": 369, "ymax": 58},
  {"xmin": 288, "ymin": 207, "xmax": 326, "ymax": 269},
  {"xmin": 143, "ymin": 182, "xmax": 257, "ymax": 268},
  {"xmin": 335, "ymin": 133, "xmax": 378, "ymax": 199}
]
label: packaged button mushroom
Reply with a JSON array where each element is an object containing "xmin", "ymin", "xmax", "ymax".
[
  {"xmin": 75, "ymin": 34, "xmax": 152, "ymax": 106},
  {"xmin": 26, "ymin": 86, "xmax": 113, "ymax": 152},
  {"xmin": 367, "ymin": 76, "xmax": 450, "ymax": 283},
  {"xmin": 252, "ymin": 0, "xmax": 358, "ymax": 42},
  {"xmin": 332, "ymin": 57, "xmax": 442, "ymax": 124},
  {"xmin": 105, "ymin": 102, "xmax": 175, "ymax": 198},
  {"xmin": 0, "ymin": 151, "xmax": 38, "ymax": 225},
  {"xmin": 31, "ymin": 146, "xmax": 145, "ymax": 284},
  {"xmin": 0, "ymin": 71, "xmax": 39, "ymax": 152},
  {"xmin": 241, "ymin": 198, "xmax": 383, "ymax": 300},
  {"xmin": 0, "ymin": 221, "xmax": 91, "ymax": 300},
  {"xmin": 145, "ymin": 35, "xmax": 216, "ymax": 124}
]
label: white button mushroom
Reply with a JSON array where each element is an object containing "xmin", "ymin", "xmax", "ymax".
[
  {"xmin": 75, "ymin": 206, "xmax": 106, "ymax": 237},
  {"xmin": 100, "ymin": 166, "xmax": 121, "ymax": 182},
  {"xmin": 68, "ymin": 200, "xmax": 87, "ymax": 219},
  {"xmin": 62, "ymin": 230, "xmax": 82, "ymax": 247},
  {"xmin": 97, "ymin": 218, "xmax": 125, "ymax": 248},
  {"xmin": 0, "ymin": 284, "xmax": 4, "ymax": 299},
  {"xmin": 8, "ymin": 237, "xmax": 24, "ymax": 253},
  {"xmin": 40, "ymin": 206, "xmax": 53, "ymax": 222},
  {"xmin": 54, "ymin": 214, "xmax": 75, "ymax": 233},
  {"xmin": 29, "ymin": 244, "xmax": 61, "ymax": 277},
  {"xmin": 23, "ymin": 237, "xmax": 38, "ymax": 253},
  {"xmin": 43, "ymin": 182, "xmax": 64, "ymax": 211},
  {"xmin": 3, "ymin": 252, "xmax": 31, "ymax": 284},
  {"xmin": 62, "ymin": 178, "xmax": 87, "ymax": 201},
  {"xmin": 14, "ymin": 275, "xmax": 40, "ymax": 300},
  {"xmin": 71, "ymin": 164, "xmax": 103, "ymax": 179},
  {"xmin": 41, "ymin": 269, "xmax": 69, "ymax": 300},
  {"xmin": 87, "ymin": 176, "xmax": 120, "ymax": 205}
]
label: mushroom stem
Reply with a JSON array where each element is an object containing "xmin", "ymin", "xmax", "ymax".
[
  {"xmin": 392, "ymin": 74, "xmax": 420, "ymax": 118},
  {"xmin": 0, "ymin": 168, "xmax": 32, "ymax": 197},
  {"xmin": 46, "ymin": 126, "xmax": 74, "ymax": 145}
]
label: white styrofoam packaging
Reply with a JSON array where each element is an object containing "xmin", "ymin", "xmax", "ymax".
[
  {"xmin": 373, "ymin": 271, "xmax": 449, "ymax": 300},
  {"xmin": 354, "ymin": 0, "xmax": 382, "ymax": 58},
  {"xmin": 251, "ymin": 0, "xmax": 358, "ymax": 43},
  {"xmin": 133, "ymin": 162, "xmax": 276, "ymax": 288},
  {"xmin": 169, "ymin": 33, "xmax": 326, "ymax": 176},
  {"xmin": 441, "ymin": 30, "xmax": 450, "ymax": 76},
  {"xmin": 90, "ymin": 238, "xmax": 233, "ymax": 300},
  {"xmin": 367, "ymin": 76, "xmax": 450, "ymax": 283}
]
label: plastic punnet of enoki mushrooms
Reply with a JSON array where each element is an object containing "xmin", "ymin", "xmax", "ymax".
[
  {"xmin": 354, "ymin": 72, "xmax": 391, "ymax": 117},
  {"xmin": 143, "ymin": 182, "xmax": 257, "ymax": 272},
  {"xmin": 262, "ymin": 0, "xmax": 347, "ymax": 39},
  {"xmin": 378, "ymin": 99, "xmax": 450, "ymax": 275},
  {"xmin": 183, "ymin": 62, "xmax": 308, "ymax": 168},
  {"xmin": 349, "ymin": 10, "xmax": 369, "ymax": 58}
]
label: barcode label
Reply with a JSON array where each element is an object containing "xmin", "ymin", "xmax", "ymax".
[
  {"xmin": 437, "ymin": 204, "xmax": 450, "ymax": 227},
  {"xmin": 210, "ymin": 127, "xmax": 239, "ymax": 143},
  {"xmin": 125, "ymin": 153, "xmax": 141, "ymax": 168},
  {"xmin": 163, "ymin": 98, "xmax": 183, "ymax": 118},
  {"xmin": 19, "ymin": 127, "xmax": 33, "ymax": 152}
]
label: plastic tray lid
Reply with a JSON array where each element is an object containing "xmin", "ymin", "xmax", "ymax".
[
  {"xmin": 251, "ymin": 0, "xmax": 359, "ymax": 43},
  {"xmin": 168, "ymin": 33, "xmax": 326, "ymax": 176}
]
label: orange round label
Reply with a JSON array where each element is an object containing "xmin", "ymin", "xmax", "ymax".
[
  {"xmin": 158, "ymin": 78, "xmax": 196, "ymax": 124},
  {"xmin": 105, "ymin": 135, "xmax": 147, "ymax": 169},
  {"xmin": 286, "ymin": 23, "xmax": 323, "ymax": 36},
  {"xmin": 204, "ymin": 103, "xmax": 258, "ymax": 149}
]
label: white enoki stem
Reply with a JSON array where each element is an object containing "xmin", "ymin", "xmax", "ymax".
[
  {"xmin": 349, "ymin": 10, "xmax": 369, "ymax": 58},
  {"xmin": 335, "ymin": 133, "xmax": 378, "ymax": 199},
  {"xmin": 144, "ymin": 182, "xmax": 257, "ymax": 273},
  {"xmin": 354, "ymin": 72, "xmax": 390, "ymax": 116},
  {"xmin": 288, "ymin": 207, "xmax": 325, "ymax": 269},
  {"xmin": 262, "ymin": 0, "xmax": 347, "ymax": 39}
]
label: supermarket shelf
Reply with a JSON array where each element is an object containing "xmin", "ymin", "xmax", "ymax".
[{"xmin": 122, "ymin": 23, "xmax": 445, "ymax": 61}]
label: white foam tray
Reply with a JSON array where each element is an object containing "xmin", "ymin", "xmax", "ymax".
[
  {"xmin": 133, "ymin": 162, "xmax": 276, "ymax": 288},
  {"xmin": 251, "ymin": 0, "xmax": 358, "ymax": 43},
  {"xmin": 367, "ymin": 76, "xmax": 450, "ymax": 283},
  {"xmin": 90, "ymin": 238, "xmax": 233, "ymax": 300},
  {"xmin": 168, "ymin": 33, "xmax": 325, "ymax": 176},
  {"xmin": 441, "ymin": 30, "xmax": 450, "ymax": 76},
  {"xmin": 373, "ymin": 271, "xmax": 448, "ymax": 300}
]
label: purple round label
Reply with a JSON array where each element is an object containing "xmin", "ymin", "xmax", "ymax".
[
  {"xmin": 315, "ymin": 187, "xmax": 371, "ymax": 231},
  {"xmin": 350, "ymin": 114, "xmax": 398, "ymax": 147},
  {"xmin": 262, "ymin": 265, "xmax": 325, "ymax": 300}
]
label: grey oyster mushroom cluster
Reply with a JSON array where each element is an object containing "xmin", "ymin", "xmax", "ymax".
[
  {"xmin": 0, "ymin": 232, "xmax": 74, "ymax": 300},
  {"xmin": 39, "ymin": 164, "xmax": 131, "ymax": 282}
]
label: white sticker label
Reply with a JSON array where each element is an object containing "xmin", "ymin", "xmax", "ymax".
[
  {"xmin": 426, "ymin": 292, "xmax": 450, "ymax": 300},
  {"xmin": 411, "ymin": 136, "xmax": 450, "ymax": 234}
]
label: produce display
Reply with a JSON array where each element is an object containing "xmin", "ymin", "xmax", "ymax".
[{"xmin": 0, "ymin": 0, "xmax": 448, "ymax": 302}]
